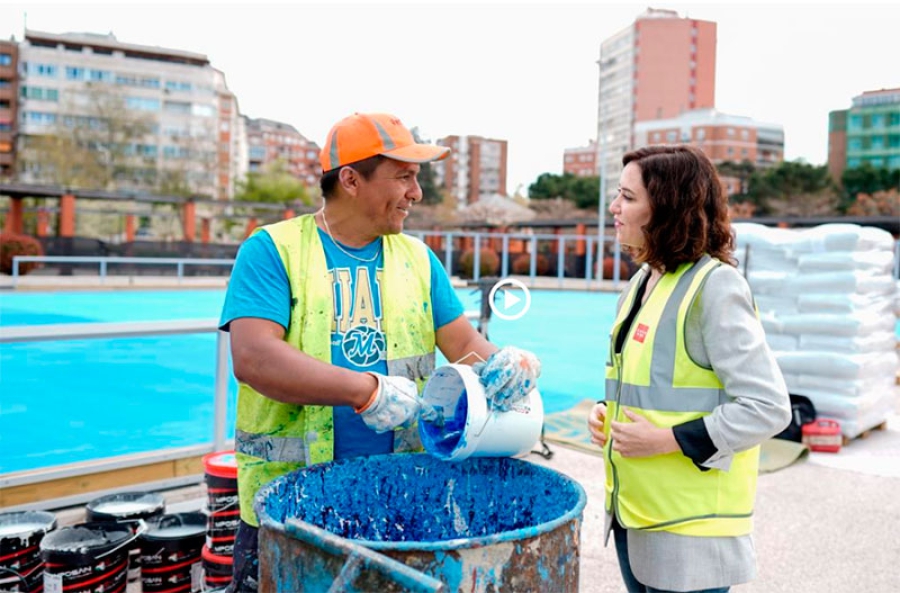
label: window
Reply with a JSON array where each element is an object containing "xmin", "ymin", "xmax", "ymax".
[
  {"xmin": 126, "ymin": 97, "xmax": 160, "ymax": 111},
  {"xmin": 848, "ymin": 138, "xmax": 862, "ymax": 151},
  {"xmin": 25, "ymin": 111, "xmax": 57, "ymax": 125},
  {"xmin": 666, "ymin": 131, "xmax": 677, "ymax": 142},
  {"xmin": 27, "ymin": 63, "xmax": 57, "ymax": 77},
  {"xmin": 20, "ymin": 86, "xmax": 59, "ymax": 101},
  {"xmin": 0, "ymin": 78, "xmax": 10, "ymax": 88},
  {"xmin": 871, "ymin": 136, "xmax": 884, "ymax": 149},
  {"xmin": 191, "ymin": 104, "xmax": 214, "ymax": 117},
  {"xmin": 65, "ymin": 66, "xmax": 85, "ymax": 80},
  {"xmin": 870, "ymin": 113, "xmax": 885, "ymax": 128},
  {"xmin": 0, "ymin": 53, "xmax": 11, "ymax": 66},
  {"xmin": 88, "ymin": 69, "xmax": 112, "ymax": 83},
  {"xmin": 0, "ymin": 141, "xmax": 11, "ymax": 152},
  {"xmin": 165, "ymin": 80, "xmax": 192, "ymax": 92},
  {"xmin": 848, "ymin": 114, "xmax": 863, "ymax": 130},
  {"xmin": 164, "ymin": 100, "xmax": 191, "ymax": 114}
]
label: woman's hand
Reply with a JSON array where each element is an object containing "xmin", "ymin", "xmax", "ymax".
[
  {"xmin": 587, "ymin": 402, "xmax": 607, "ymax": 448},
  {"xmin": 610, "ymin": 408, "xmax": 679, "ymax": 457}
]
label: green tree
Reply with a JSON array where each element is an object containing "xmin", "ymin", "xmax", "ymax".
[
  {"xmin": 745, "ymin": 161, "xmax": 837, "ymax": 216},
  {"xmin": 841, "ymin": 164, "xmax": 900, "ymax": 212},
  {"xmin": 409, "ymin": 127, "xmax": 445, "ymax": 204},
  {"xmin": 716, "ymin": 159, "xmax": 756, "ymax": 197},
  {"xmin": 235, "ymin": 159, "xmax": 311, "ymax": 205},
  {"xmin": 418, "ymin": 161, "xmax": 444, "ymax": 205},
  {"xmin": 528, "ymin": 172, "xmax": 600, "ymax": 209},
  {"xmin": 22, "ymin": 83, "xmax": 154, "ymax": 190}
]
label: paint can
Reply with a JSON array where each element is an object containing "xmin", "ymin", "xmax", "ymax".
[
  {"xmin": 0, "ymin": 511, "xmax": 57, "ymax": 593},
  {"xmin": 139, "ymin": 512, "xmax": 206, "ymax": 593},
  {"xmin": 202, "ymin": 451, "xmax": 238, "ymax": 557},
  {"xmin": 200, "ymin": 545, "xmax": 233, "ymax": 591},
  {"xmin": 419, "ymin": 363, "xmax": 544, "ymax": 460},
  {"xmin": 40, "ymin": 521, "xmax": 135, "ymax": 593},
  {"xmin": 255, "ymin": 454, "xmax": 586, "ymax": 592},
  {"xmin": 85, "ymin": 491, "xmax": 166, "ymax": 583}
]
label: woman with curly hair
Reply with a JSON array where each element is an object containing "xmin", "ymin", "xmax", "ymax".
[{"xmin": 587, "ymin": 145, "xmax": 791, "ymax": 592}]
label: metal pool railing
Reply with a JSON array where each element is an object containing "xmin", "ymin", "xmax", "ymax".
[
  {"xmin": 10, "ymin": 256, "xmax": 235, "ymax": 288},
  {"xmin": 0, "ymin": 319, "xmax": 231, "ymax": 512}
]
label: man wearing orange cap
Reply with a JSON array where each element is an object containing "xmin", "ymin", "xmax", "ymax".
[{"xmin": 219, "ymin": 112, "xmax": 541, "ymax": 591}]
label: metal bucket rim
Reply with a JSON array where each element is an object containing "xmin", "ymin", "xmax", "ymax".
[{"xmin": 255, "ymin": 455, "xmax": 587, "ymax": 551}]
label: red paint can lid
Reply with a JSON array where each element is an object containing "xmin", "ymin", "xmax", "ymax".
[{"xmin": 202, "ymin": 451, "xmax": 237, "ymax": 479}]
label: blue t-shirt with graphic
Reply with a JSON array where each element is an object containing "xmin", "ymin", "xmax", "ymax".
[{"xmin": 220, "ymin": 228, "xmax": 464, "ymax": 460}]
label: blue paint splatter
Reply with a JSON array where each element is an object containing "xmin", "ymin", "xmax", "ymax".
[
  {"xmin": 255, "ymin": 454, "xmax": 585, "ymax": 544},
  {"xmin": 419, "ymin": 391, "xmax": 468, "ymax": 458}
]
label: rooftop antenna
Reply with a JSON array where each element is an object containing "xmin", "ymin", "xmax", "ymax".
[{"xmin": 23, "ymin": 10, "xmax": 27, "ymax": 35}]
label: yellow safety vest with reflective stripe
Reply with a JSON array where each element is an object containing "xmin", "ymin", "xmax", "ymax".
[
  {"xmin": 234, "ymin": 214, "xmax": 435, "ymax": 526},
  {"xmin": 604, "ymin": 256, "xmax": 759, "ymax": 537}
]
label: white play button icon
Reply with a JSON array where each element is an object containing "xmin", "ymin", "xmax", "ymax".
[
  {"xmin": 488, "ymin": 278, "xmax": 531, "ymax": 321},
  {"xmin": 503, "ymin": 290, "xmax": 521, "ymax": 310}
]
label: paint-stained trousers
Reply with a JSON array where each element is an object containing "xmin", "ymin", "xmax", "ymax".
[{"xmin": 225, "ymin": 520, "xmax": 259, "ymax": 593}]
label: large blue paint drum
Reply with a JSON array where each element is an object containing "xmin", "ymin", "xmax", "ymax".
[{"xmin": 255, "ymin": 454, "xmax": 586, "ymax": 593}]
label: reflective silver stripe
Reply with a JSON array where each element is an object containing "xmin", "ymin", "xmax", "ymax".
[
  {"xmin": 235, "ymin": 429, "xmax": 311, "ymax": 465},
  {"xmin": 609, "ymin": 380, "xmax": 727, "ymax": 412},
  {"xmin": 328, "ymin": 131, "xmax": 340, "ymax": 171},
  {"xmin": 388, "ymin": 353, "xmax": 435, "ymax": 383},
  {"xmin": 650, "ymin": 256, "xmax": 716, "ymax": 385},
  {"xmin": 608, "ymin": 256, "xmax": 724, "ymax": 412},
  {"xmin": 371, "ymin": 119, "xmax": 397, "ymax": 150}
]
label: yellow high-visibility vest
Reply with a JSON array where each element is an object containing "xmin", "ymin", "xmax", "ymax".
[
  {"xmin": 604, "ymin": 256, "xmax": 759, "ymax": 537},
  {"xmin": 234, "ymin": 214, "xmax": 435, "ymax": 525}
]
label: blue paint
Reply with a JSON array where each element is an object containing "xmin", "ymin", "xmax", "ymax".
[
  {"xmin": 419, "ymin": 390, "xmax": 468, "ymax": 458},
  {"xmin": 255, "ymin": 454, "xmax": 586, "ymax": 550}
]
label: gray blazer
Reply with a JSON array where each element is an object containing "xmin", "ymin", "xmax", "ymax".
[{"xmin": 605, "ymin": 263, "xmax": 792, "ymax": 591}]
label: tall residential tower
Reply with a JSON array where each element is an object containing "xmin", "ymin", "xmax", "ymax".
[{"xmin": 596, "ymin": 8, "xmax": 717, "ymax": 190}]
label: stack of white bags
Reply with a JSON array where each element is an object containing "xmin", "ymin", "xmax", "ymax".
[{"xmin": 733, "ymin": 222, "xmax": 900, "ymax": 439}]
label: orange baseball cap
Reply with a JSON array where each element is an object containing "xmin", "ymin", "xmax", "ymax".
[{"xmin": 319, "ymin": 112, "xmax": 450, "ymax": 173}]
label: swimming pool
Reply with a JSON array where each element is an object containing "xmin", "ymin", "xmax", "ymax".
[{"xmin": 0, "ymin": 288, "xmax": 619, "ymax": 474}]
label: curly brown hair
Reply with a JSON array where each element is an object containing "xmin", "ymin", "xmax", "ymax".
[{"xmin": 621, "ymin": 145, "xmax": 735, "ymax": 271}]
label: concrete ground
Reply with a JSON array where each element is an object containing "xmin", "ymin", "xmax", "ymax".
[{"xmin": 532, "ymin": 401, "xmax": 900, "ymax": 593}]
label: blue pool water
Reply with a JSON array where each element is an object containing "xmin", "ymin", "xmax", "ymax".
[{"xmin": 0, "ymin": 288, "xmax": 618, "ymax": 474}]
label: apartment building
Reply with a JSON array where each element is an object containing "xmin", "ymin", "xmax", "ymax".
[
  {"xmin": 0, "ymin": 39, "xmax": 18, "ymax": 179},
  {"xmin": 597, "ymin": 8, "xmax": 717, "ymax": 190},
  {"xmin": 828, "ymin": 87, "xmax": 900, "ymax": 183},
  {"xmin": 245, "ymin": 117, "xmax": 320, "ymax": 188},
  {"xmin": 16, "ymin": 30, "xmax": 238, "ymax": 199},
  {"xmin": 433, "ymin": 135, "xmax": 507, "ymax": 205},
  {"xmin": 634, "ymin": 108, "xmax": 784, "ymax": 194},
  {"xmin": 563, "ymin": 141, "xmax": 597, "ymax": 178}
]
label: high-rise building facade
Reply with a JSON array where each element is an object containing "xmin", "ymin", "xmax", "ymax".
[
  {"xmin": 634, "ymin": 108, "xmax": 783, "ymax": 194},
  {"xmin": 828, "ymin": 87, "xmax": 900, "ymax": 183},
  {"xmin": 433, "ymin": 135, "xmax": 507, "ymax": 205},
  {"xmin": 0, "ymin": 39, "xmax": 18, "ymax": 179},
  {"xmin": 16, "ymin": 30, "xmax": 238, "ymax": 199},
  {"xmin": 563, "ymin": 141, "xmax": 597, "ymax": 178},
  {"xmin": 244, "ymin": 117, "xmax": 320, "ymax": 188},
  {"xmin": 596, "ymin": 8, "xmax": 717, "ymax": 190}
]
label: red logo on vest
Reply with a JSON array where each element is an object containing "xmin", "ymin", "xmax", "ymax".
[{"xmin": 633, "ymin": 323, "xmax": 649, "ymax": 343}]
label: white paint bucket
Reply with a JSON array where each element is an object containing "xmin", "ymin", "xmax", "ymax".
[{"xmin": 419, "ymin": 363, "xmax": 544, "ymax": 460}]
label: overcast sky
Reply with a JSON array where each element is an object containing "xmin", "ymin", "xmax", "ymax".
[{"xmin": 1, "ymin": 2, "xmax": 897, "ymax": 196}]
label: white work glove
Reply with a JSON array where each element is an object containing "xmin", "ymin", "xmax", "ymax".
[
  {"xmin": 356, "ymin": 372, "xmax": 422, "ymax": 433},
  {"xmin": 472, "ymin": 346, "xmax": 541, "ymax": 412}
]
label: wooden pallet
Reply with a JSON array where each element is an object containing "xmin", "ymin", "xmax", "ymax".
[{"xmin": 842, "ymin": 420, "xmax": 889, "ymax": 447}]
